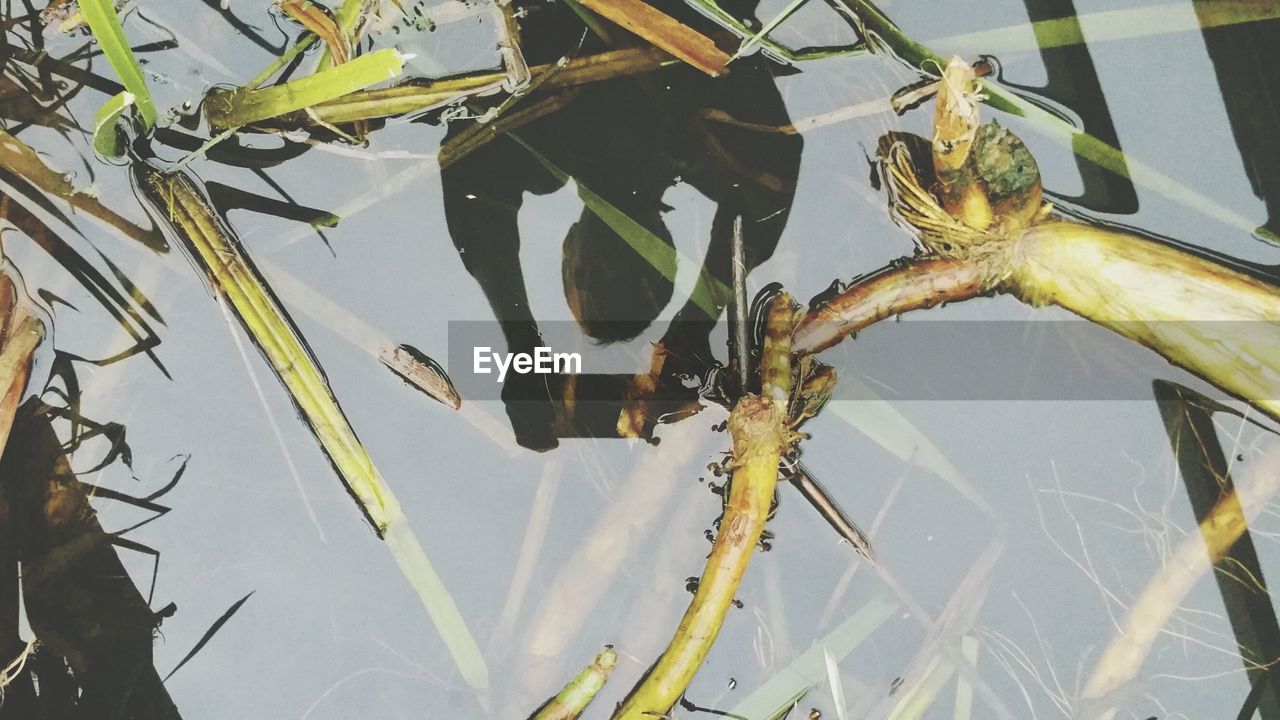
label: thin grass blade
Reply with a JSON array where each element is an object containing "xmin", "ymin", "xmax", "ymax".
[
  {"xmin": 205, "ymin": 48, "xmax": 406, "ymax": 129},
  {"xmin": 163, "ymin": 591, "xmax": 254, "ymax": 681},
  {"xmin": 734, "ymin": 0, "xmax": 809, "ymax": 60}
]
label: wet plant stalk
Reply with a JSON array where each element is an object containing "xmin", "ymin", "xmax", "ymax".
[
  {"xmin": 266, "ymin": 46, "xmax": 670, "ymax": 127},
  {"xmin": 529, "ymin": 645, "xmax": 618, "ymax": 720},
  {"xmin": 137, "ymin": 166, "xmax": 398, "ymax": 531},
  {"xmin": 134, "ymin": 164, "xmax": 489, "ymax": 693},
  {"xmin": 612, "ymin": 294, "xmax": 796, "ymax": 719},
  {"xmin": 794, "ymin": 257, "xmax": 983, "ymax": 355}
]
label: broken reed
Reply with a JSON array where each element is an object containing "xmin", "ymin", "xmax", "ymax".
[
  {"xmin": 133, "ymin": 164, "xmax": 489, "ymax": 693},
  {"xmin": 530, "ymin": 645, "xmax": 618, "ymax": 720}
]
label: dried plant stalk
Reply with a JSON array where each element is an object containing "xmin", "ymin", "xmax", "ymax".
[
  {"xmin": 574, "ymin": 0, "xmax": 730, "ymax": 77},
  {"xmin": 0, "ymin": 273, "xmax": 43, "ymax": 452}
]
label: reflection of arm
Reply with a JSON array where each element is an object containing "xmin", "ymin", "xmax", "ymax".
[{"xmin": 441, "ymin": 133, "xmax": 552, "ymax": 352}]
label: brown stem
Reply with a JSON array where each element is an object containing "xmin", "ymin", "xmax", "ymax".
[{"xmin": 792, "ymin": 256, "xmax": 985, "ymax": 355}]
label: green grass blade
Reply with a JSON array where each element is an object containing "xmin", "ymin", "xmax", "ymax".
[
  {"xmin": 206, "ymin": 48, "xmax": 406, "ymax": 129},
  {"xmin": 134, "ymin": 165, "xmax": 489, "ymax": 694},
  {"xmin": 734, "ymin": 0, "xmax": 810, "ymax": 60},
  {"xmin": 729, "ymin": 595, "xmax": 897, "ymax": 719},
  {"xmin": 79, "ymin": 0, "xmax": 157, "ymax": 128},
  {"xmin": 92, "ymin": 91, "xmax": 134, "ymax": 159},
  {"xmin": 512, "ymin": 135, "xmax": 731, "ymax": 319},
  {"xmin": 384, "ymin": 523, "xmax": 490, "ymax": 694}
]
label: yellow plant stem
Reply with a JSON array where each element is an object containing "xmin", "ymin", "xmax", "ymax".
[
  {"xmin": 612, "ymin": 294, "xmax": 796, "ymax": 719},
  {"xmin": 1008, "ymin": 221, "xmax": 1280, "ymax": 421},
  {"xmin": 800, "ymin": 224, "xmax": 1280, "ymax": 423},
  {"xmin": 1080, "ymin": 443, "xmax": 1280, "ymax": 719},
  {"xmin": 530, "ymin": 645, "xmax": 618, "ymax": 720}
]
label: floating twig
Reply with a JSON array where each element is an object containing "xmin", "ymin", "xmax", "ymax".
[{"xmin": 380, "ymin": 343, "xmax": 461, "ymax": 410}]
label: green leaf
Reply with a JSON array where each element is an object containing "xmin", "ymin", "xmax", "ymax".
[
  {"xmin": 91, "ymin": 91, "xmax": 134, "ymax": 159},
  {"xmin": 79, "ymin": 0, "xmax": 157, "ymax": 129},
  {"xmin": 206, "ymin": 48, "xmax": 407, "ymax": 129}
]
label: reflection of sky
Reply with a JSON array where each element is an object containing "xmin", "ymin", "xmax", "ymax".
[{"xmin": 7, "ymin": 0, "xmax": 1280, "ymax": 717}]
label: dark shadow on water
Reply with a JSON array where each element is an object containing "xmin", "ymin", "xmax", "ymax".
[
  {"xmin": 1155, "ymin": 381, "xmax": 1280, "ymax": 720},
  {"xmin": 0, "ymin": 398, "xmax": 181, "ymax": 720},
  {"xmin": 1017, "ymin": 0, "xmax": 1138, "ymax": 214},
  {"xmin": 436, "ymin": 0, "xmax": 801, "ymax": 450},
  {"xmin": 1192, "ymin": 3, "xmax": 1280, "ymax": 241}
]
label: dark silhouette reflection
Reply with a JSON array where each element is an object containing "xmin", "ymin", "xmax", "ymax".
[
  {"xmin": 439, "ymin": 0, "xmax": 801, "ymax": 450},
  {"xmin": 0, "ymin": 399, "xmax": 180, "ymax": 720},
  {"xmin": 1155, "ymin": 382, "xmax": 1280, "ymax": 720},
  {"xmin": 1018, "ymin": 0, "xmax": 1137, "ymax": 214},
  {"xmin": 1192, "ymin": 3, "xmax": 1280, "ymax": 241}
]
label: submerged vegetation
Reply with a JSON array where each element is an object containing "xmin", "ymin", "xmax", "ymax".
[{"xmin": 2, "ymin": 0, "xmax": 1280, "ymax": 718}]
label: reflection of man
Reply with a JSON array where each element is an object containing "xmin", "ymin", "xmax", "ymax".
[{"xmin": 440, "ymin": 0, "xmax": 801, "ymax": 450}]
